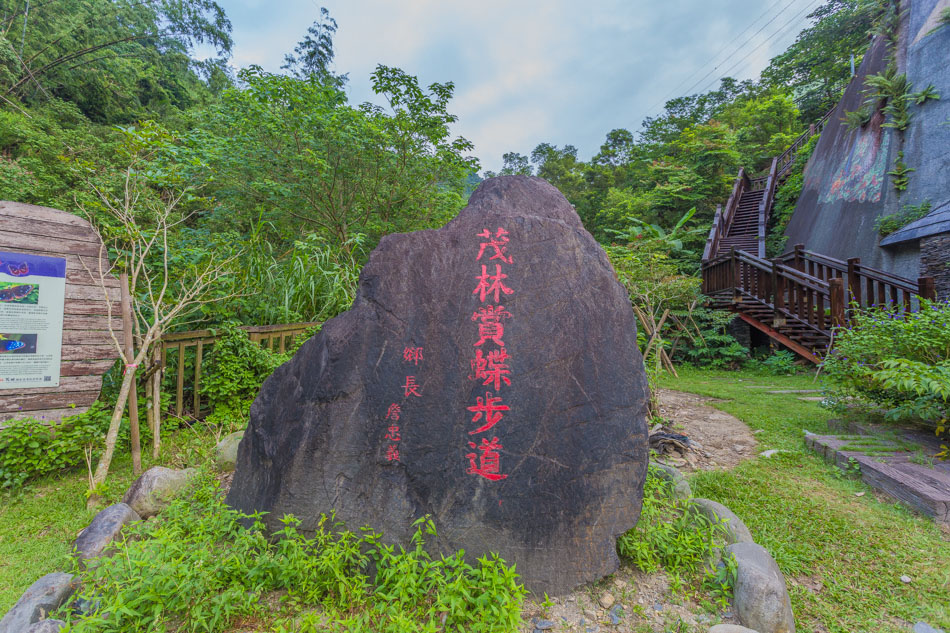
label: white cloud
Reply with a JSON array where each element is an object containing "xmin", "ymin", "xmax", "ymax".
[{"xmin": 221, "ymin": 0, "xmax": 818, "ymax": 171}]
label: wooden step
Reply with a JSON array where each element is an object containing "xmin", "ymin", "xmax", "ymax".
[{"xmin": 806, "ymin": 434, "xmax": 950, "ymax": 524}]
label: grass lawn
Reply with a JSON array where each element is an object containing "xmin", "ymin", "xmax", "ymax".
[
  {"xmin": 0, "ymin": 420, "xmax": 220, "ymax": 613},
  {"xmin": 1, "ymin": 367, "xmax": 948, "ymax": 633},
  {"xmin": 660, "ymin": 366, "xmax": 950, "ymax": 633}
]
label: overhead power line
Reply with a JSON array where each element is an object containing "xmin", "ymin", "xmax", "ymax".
[
  {"xmin": 689, "ymin": 0, "xmax": 825, "ymax": 97},
  {"xmin": 645, "ymin": 0, "xmax": 790, "ymax": 115},
  {"xmin": 640, "ymin": 0, "xmax": 823, "ymax": 126}
]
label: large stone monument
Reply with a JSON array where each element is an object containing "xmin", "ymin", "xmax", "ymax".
[{"xmin": 227, "ymin": 176, "xmax": 649, "ymax": 594}]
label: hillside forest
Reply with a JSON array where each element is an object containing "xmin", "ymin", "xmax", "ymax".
[
  {"xmin": 2, "ymin": 0, "xmax": 933, "ymax": 489},
  {"xmin": 0, "ymin": 0, "xmax": 873, "ymax": 322}
]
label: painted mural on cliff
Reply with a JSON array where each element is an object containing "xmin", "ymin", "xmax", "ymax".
[{"xmin": 816, "ymin": 114, "xmax": 890, "ymax": 204}]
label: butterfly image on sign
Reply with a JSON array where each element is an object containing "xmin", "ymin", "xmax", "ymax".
[
  {"xmin": 0, "ymin": 282, "xmax": 38, "ymax": 304},
  {"xmin": 2, "ymin": 261, "xmax": 29, "ymax": 276},
  {"xmin": 0, "ymin": 334, "xmax": 36, "ymax": 354}
]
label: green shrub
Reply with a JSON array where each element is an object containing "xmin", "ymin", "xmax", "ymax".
[
  {"xmin": 674, "ymin": 307, "xmax": 749, "ymax": 369},
  {"xmin": 874, "ymin": 200, "xmax": 931, "ymax": 236},
  {"xmin": 64, "ymin": 474, "xmax": 525, "ymax": 633},
  {"xmin": 754, "ymin": 350, "xmax": 799, "ymax": 375},
  {"xmin": 0, "ymin": 402, "xmax": 116, "ymax": 489},
  {"xmin": 617, "ymin": 468, "xmax": 726, "ymax": 576},
  {"xmin": 199, "ymin": 324, "xmax": 289, "ymax": 410},
  {"xmin": 823, "ymin": 301, "xmax": 950, "ymax": 454}
]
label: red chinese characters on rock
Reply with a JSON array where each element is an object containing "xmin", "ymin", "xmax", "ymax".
[
  {"xmin": 384, "ymin": 403, "xmax": 401, "ymax": 462},
  {"xmin": 466, "ymin": 392, "xmax": 510, "ymax": 434},
  {"xmin": 472, "ymin": 265, "xmax": 514, "ymax": 304},
  {"xmin": 403, "ymin": 346, "xmax": 423, "ymax": 365},
  {"xmin": 403, "ymin": 375, "xmax": 422, "ymax": 398},
  {"xmin": 469, "ymin": 348, "xmax": 511, "ymax": 390},
  {"xmin": 476, "ymin": 228, "xmax": 513, "ymax": 264},
  {"xmin": 466, "ymin": 227, "xmax": 515, "ymax": 482},
  {"xmin": 466, "ymin": 437, "xmax": 508, "ymax": 481},
  {"xmin": 382, "ymin": 346, "xmax": 423, "ymax": 464}
]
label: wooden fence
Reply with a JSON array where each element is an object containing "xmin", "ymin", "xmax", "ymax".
[{"xmin": 156, "ymin": 322, "xmax": 320, "ymax": 419}]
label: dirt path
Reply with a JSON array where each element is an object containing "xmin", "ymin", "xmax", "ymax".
[
  {"xmin": 516, "ymin": 390, "xmax": 756, "ymax": 631},
  {"xmin": 654, "ymin": 388, "xmax": 757, "ymax": 471}
]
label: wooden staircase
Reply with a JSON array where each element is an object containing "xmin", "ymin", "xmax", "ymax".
[
  {"xmin": 702, "ymin": 247, "xmax": 935, "ymax": 363},
  {"xmin": 700, "ymin": 112, "xmax": 935, "ymax": 363},
  {"xmin": 718, "ymin": 187, "xmax": 763, "ymax": 255}
]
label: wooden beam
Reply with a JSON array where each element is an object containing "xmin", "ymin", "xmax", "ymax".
[{"xmin": 736, "ymin": 312, "xmax": 822, "ymax": 365}]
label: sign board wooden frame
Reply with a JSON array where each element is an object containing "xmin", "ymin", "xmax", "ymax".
[{"xmin": 0, "ymin": 201, "xmax": 122, "ymax": 424}]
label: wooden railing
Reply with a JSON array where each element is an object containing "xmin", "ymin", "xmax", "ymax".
[
  {"xmin": 756, "ymin": 158, "xmax": 779, "ymax": 258},
  {"xmin": 775, "ymin": 108, "xmax": 834, "ymax": 181},
  {"xmin": 703, "ymin": 168, "xmax": 749, "ymax": 261},
  {"xmin": 702, "ymin": 246, "xmax": 936, "ymax": 342},
  {"xmin": 778, "ymin": 245, "xmax": 934, "ymax": 314},
  {"xmin": 703, "ymin": 249, "xmax": 837, "ymax": 334},
  {"xmin": 157, "ymin": 321, "xmax": 320, "ymax": 418}
]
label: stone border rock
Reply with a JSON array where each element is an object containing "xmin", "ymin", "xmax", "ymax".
[
  {"xmin": 0, "ymin": 467, "xmax": 197, "ymax": 631},
  {"xmin": 650, "ymin": 461, "xmax": 692, "ymax": 499},
  {"xmin": 647, "ymin": 462, "xmax": 796, "ymax": 633}
]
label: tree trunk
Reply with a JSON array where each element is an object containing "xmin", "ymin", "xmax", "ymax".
[
  {"xmin": 120, "ymin": 272, "xmax": 141, "ymax": 474},
  {"xmin": 152, "ymin": 345, "xmax": 162, "ymax": 459},
  {"xmin": 88, "ymin": 367, "xmax": 136, "ymax": 506}
]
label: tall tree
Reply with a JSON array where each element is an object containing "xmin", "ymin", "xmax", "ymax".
[
  {"xmin": 761, "ymin": 0, "xmax": 873, "ymax": 122},
  {"xmin": 282, "ymin": 7, "xmax": 342, "ymax": 83},
  {"xmin": 193, "ymin": 65, "xmax": 476, "ymax": 253}
]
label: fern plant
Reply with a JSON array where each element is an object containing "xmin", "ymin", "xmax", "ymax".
[
  {"xmin": 911, "ymin": 84, "xmax": 940, "ymax": 105},
  {"xmin": 887, "ymin": 151, "xmax": 914, "ymax": 192}
]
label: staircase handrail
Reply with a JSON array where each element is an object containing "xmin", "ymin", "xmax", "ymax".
[
  {"xmin": 774, "ymin": 107, "xmax": 835, "ymax": 180},
  {"xmin": 732, "ymin": 249, "xmax": 831, "ymax": 294},
  {"xmin": 756, "ymin": 158, "xmax": 779, "ymax": 258},
  {"xmin": 702, "ymin": 167, "xmax": 748, "ymax": 261},
  {"xmin": 778, "ymin": 246, "xmax": 922, "ymax": 294}
]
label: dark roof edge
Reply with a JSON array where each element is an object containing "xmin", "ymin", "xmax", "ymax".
[{"xmin": 880, "ymin": 199, "xmax": 950, "ymax": 246}]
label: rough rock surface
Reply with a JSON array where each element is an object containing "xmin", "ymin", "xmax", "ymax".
[
  {"xmin": 123, "ymin": 467, "xmax": 196, "ymax": 518},
  {"xmin": 0, "ymin": 573, "xmax": 76, "ymax": 633},
  {"xmin": 25, "ymin": 620, "xmax": 66, "ymax": 633},
  {"xmin": 215, "ymin": 431, "xmax": 244, "ymax": 471},
  {"xmin": 692, "ymin": 498, "xmax": 754, "ymax": 544},
  {"xmin": 227, "ymin": 176, "xmax": 650, "ymax": 595},
  {"xmin": 709, "ymin": 625, "xmax": 762, "ymax": 633},
  {"xmin": 650, "ymin": 462, "xmax": 692, "ymax": 499},
  {"xmin": 73, "ymin": 503, "xmax": 140, "ymax": 562},
  {"xmin": 725, "ymin": 542, "xmax": 796, "ymax": 633}
]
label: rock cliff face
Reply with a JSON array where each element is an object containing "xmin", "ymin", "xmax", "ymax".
[
  {"xmin": 227, "ymin": 175, "xmax": 650, "ymax": 595},
  {"xmin": 785, "ymin": 0, "xmax": 950, "ymax": 282}
]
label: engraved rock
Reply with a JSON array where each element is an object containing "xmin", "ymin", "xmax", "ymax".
[{"xmin": 226, "ymin": 175, "xmax": 650, "ymax": 595}]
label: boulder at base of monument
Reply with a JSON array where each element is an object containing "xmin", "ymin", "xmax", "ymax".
[{"xmin": 226, "ymin": 175, "xmax": 650, "ymax": 595}]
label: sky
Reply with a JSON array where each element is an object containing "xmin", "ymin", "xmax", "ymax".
[{"xmin": 218, "ymin": 0, "xmax": 824, "ymax": 173}]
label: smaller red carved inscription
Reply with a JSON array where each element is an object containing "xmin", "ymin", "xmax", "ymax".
[
  {"xmin": 403, "ymin": 346, "xmax": 423, "ymax": 365},
  {"xmin": 385, "ymin": 424, "xmax": 401, "ymax": 442},
  {"xmin": 403, "ymin": 376, "xmax": 421, "ymax": 398},
  {"xmin": 386, "ymin": 444, "xmax": 400, "ymax": 462},
  {"xmin": 385, "ymin": 403, "xmax": 401, "ymax": 421}
]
